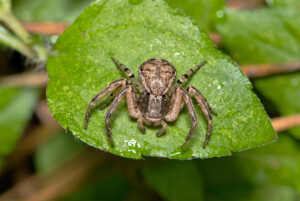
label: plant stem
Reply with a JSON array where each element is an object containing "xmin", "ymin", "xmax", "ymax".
[
  {"xmin": 271, "ymin": 114, "xmax": 300, "ymax": 133},
  {"xmin": 0, "ymin": 5, "xmax": 32, "ymax": 45},
  {"xmin": 0, "ymin": 27, "xmax": 36, "ymax": 58},
  {"xmin": 0, "ymin": 0, "xmax": 48, "ymax": 60},
  {"xmin": 241, "ymin": 62, "xmax": 300, "ymax": 78}
]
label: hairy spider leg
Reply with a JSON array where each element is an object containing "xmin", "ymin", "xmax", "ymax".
[
  {"xmin": 168, "ymin": 61, "xmax": 207, "ymax": 96},
  {"xmin": 187, "ymin": 86, "xmax": 216, "ymax": 148},
  {"xmin": 165, "ymin": 87, "xmax": 199, "ymax": 149},
  {"xmin": 111, "ymin": 57, "xmax": 145, "ymax": 93},
  {"xmin": 105, "ymin": 84, "xmax": 141, "ymax": 146},
  {"xmin": 156, "ymin": 121, "xmax": 168, "ymax": 137},
  {"xmin": 105, "ymin": 86, "xmax": 129, "ymax": 145},
  {"xmin": 84, "ymin": 78, "xmax": 127, "ymax": 129},
  {"xmin": 99, "ymin": 88, "xmax": 121, "ymax": 110},
  {"xmin": 180, "ymin": 88, "xmax": 199, "ymax": 149}
]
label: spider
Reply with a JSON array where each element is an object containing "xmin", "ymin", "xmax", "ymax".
[{"xmin": 84, "ymin": 57, "xmax": 216, "ymax": 149}]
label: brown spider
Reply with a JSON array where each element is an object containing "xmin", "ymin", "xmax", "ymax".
[{"xmin": 84, "ymin": 58, "xmax": 216, "ymax": 149}]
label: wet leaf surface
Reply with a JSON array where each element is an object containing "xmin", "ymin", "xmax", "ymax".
[{"xmin": 47, "ymin": 0, "xmax": 276, "ymax": 159}]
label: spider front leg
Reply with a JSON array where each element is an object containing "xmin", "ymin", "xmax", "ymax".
[
  {"xmin": 105, "ymin": 84, "xmax": 141, "ymax": 146},
  {"xmin": 165, "ymin": 87, "xmax": 198, "ymax": 149},
  {"xmin": 187, "ymin": 86, "xmax": 216, "ymax": 148},
  {"xmin": 99, "ymin": 87, "xmax": 124, "ymax": 110},
  {"xmin": 84, "ymin": 78, "xmax": 127, "ymax": 129},
  {"xmin": 111, "ymin": 57, "xmax": 145, "ymax": 93}
]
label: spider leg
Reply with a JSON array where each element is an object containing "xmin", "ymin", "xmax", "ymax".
[
  {"xmin": 187, "ymin": 86, "xmax": 216, "ymax": 148},
  {"xmin": 179, "ymin": 88, "xmax": 199, "ymax": 149},
  {"xmin": 165, "ymin": 88, "xmax": 198, "ymax": 149},
  {"xmin": 99, "ymin": 88, "xmax": 121, "ymax": 110},
  {"xmin": 111, "ymin": 57, "xmax": 145, "ymax": 93},
  {"xmin": 165, "ymin": 88, "xmax": 184, "ymax": 122},
  {"xmin": 125, "ymin": 85, "xmax": 145, "ymax": 132},
  {"xmin": 138, "ymin": 116, "xmax": 145, "ymax": 133},
  {"xmin": 84, "ymin": 78, "xmax": 127, "ymax": 129},
  {"xmin": 156, "ymin": 121, "xmax": 167, "ymax": 137},
  {"xmin": 168, "ymin": 61, "xmax": 207, "ymax": 96},
  {"xmin": 105, "ymin": 85, "xmax": 130, "ymax": 146}
]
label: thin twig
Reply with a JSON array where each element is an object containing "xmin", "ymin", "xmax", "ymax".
[
  {"xmin": 226, "ymin": 0, "xmax": 266, "ymax": 10},
  {"xmin": 22, "ymin": 22, "xmax": 69, "ymax": 35},
  {"xmin": 0, "ymin": 72, "xmax": 48, "ymax": 87},
  {"xmin": 241, "ymin": 62, "xmax": 300, "ymax": 78},
  {"xmin": 271, "ymin": 114, "xmax": 300, "ymax": 133},
  {"xmin": 209, "ymin": 33, "xmax": 222, "ymax": 45}
]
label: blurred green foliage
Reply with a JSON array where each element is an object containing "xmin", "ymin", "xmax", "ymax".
[
  {"xmin": 142, "ymin": 160, "xmax": 203, "ymax": 201},
  {"xmin": 12, "ymin": 0, "xmax": 93, "ymax": 23},
  {"xmin": 0, "ymin": 87, "xmax": 39, "ymax": 169},
  {"xmin": 61, "ymin": 174, "xmax": 130, "ymax": 201},
  {"xmin": 34, "ymin": 131, "xmax": 85, "ymax": 172},
  {"xmin": 165, "ymin": 0, "xmax": 224, "ymax": 31},
  {"xmin": 254, "ymin": 73, "xmax": 300, "ymax": 138},
  {"xmin": 216, "ymin": 8, "xmax": 300, "ymax": 64},
  {"xmin": 266, "ymin": 0, "xmax": 300, "ymax": 8}
]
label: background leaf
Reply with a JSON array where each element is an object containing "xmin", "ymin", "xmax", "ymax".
[
  {"xmin": 266, "ymin": 0, "xmax": 300, "ymax": 9},
  {"xmin": 216, "ymin": 8, "xmax": 300, "ymax": 65},
  {"xmin": 198, "ymin": 135, "xmax": 300, "ymax": 201},
  {"xmin": 216, "ymin": 1, "xmax": 300, "ymax": 139},
  {"xmin": 0, "ymin": 87, "xmax": 39, "ymax": 169},
  {"xmin": 47, "ymin": 0, "xmax": 276, "ymax": 159},
  {"xmin": 61, "ymin": 174, "xmax": 130, "ymax": 201},
  {"xmin": 254, "ymin": 74, "xmax": 300, "ymax": 139},
  {"xmin": 165, "ymin": 0, "xmax": 225, "ymax": 31},
  {"xmin": 142, "ymin": 160, "xmax": 203, "ymax": 201},
  {"xmin": 34, "ymin": 131, "xmax": 86, "ymax": 172},
  {"xmin": 12, "ymin": 0, "xmax": 93, "ymax": 23}
]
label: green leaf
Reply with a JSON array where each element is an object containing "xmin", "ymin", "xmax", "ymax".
[
  {"xmin": 216, "ymin": 8, "xmax": 300, "ymax": 65},
  {"xmin": 165, "ymin": 0, "xmax": 225, "ymax": 31},
  {"xmin": 254, "ymin": 73, "xmax": 300, "ymax": 139},
  {"xmin": 34, "ymin": 131, "xmax": 86, "ymax": 172},
  {"xmin": 142, "ymin": 161, "xmax": 203, "ymax": 201},
  {"xmin": 47, "ymin": 0, "xmax": 276, "ymax": 159},
  {"xmin": 199, "ymin": 135, "xmax": 300, "ymax": 200},
  {"xmin": 266, "ymin": 0, "xmax": 300, "ymax": 9},
  {"xmin": 12, "ymin": 0, "xmax": 93, "ymax": 23},
  {"xmin": 0, "ymin": 0, "xmax": 10, "ymax": 11},
  {"xmin": 61, "ymin": 174, "xmax": 130, "ymax": 201},
  {"xmin": 0, "ymin": 87, "xmax": 39, "ymax": 157}
]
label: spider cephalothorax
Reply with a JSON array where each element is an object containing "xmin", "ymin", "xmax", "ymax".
[{"xmin": 84, "ymin": 58, "xmax": 216, "ymax": 149}]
